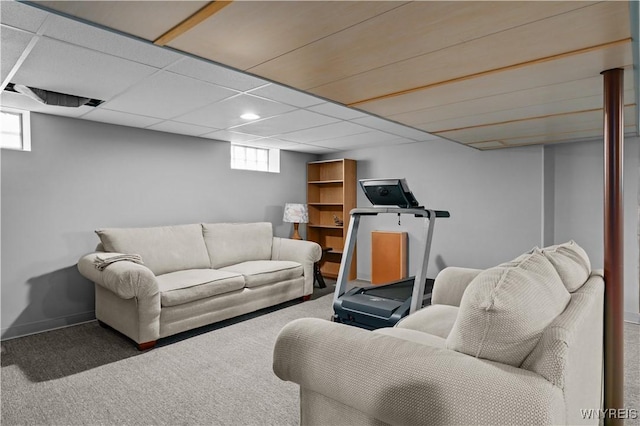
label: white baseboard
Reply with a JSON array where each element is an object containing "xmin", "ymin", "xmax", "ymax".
[
  {"xmin": 624, "ymin": 311, "xmax": 640, "ymax": 324},
  {"xmin": 1, "ymin": 311, "xmax": 96, "ymax": 341}
]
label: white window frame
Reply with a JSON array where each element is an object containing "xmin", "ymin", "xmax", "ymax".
[
  {"xmin": 230, "ymin": 144, "xmax": 280, "ymax": 173},
  {"xmin": 1, "ymin": 107, "xmax": 31, "ymax": 151}
]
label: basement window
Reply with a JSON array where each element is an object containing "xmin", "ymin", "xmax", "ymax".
[
  {"xmin": 230, "ymin": 144, "xmax": 280, "ymax": 173},
  {"xmin": 1, "ymin": 107, "xmax": 31, "ymax": 151}
]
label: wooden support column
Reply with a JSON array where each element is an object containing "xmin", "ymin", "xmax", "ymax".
[{"xmin": 602, "ymin": 67, "xmax": 624, "ymax": 425}]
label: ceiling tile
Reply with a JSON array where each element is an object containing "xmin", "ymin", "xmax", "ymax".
[
  {"xmin": 279, "ymin": 121, "xmax": 370, "ymax": 143},
  {"xmin": 31, "ymin": 0, "xmax": 208, "ymax": 42},
  {"xmin": 166, "ymin": 57, "xmax": 268, "ymax": 92},
  {"xmin": 351, "ymin": 115, "xmax": 438, "ymax": 141},
  {"xmin": 306, "ymin": 102, "xmax": 368, "ymax": 120},
  {"xmin": 0, "ymin": 1, "xmax": 48, "ymax": 32},
  {"xmin": 146, "ymin": 120, "xmax": 218, "ymax": 137},
  {"xmin": 82, "ymin": 108, "xmax": 162, "ymax": 128},
  {"xmin": 42, "ymin": 14, "xmax": 182, "ymax": 69},
  {"xmin": 286, "ymin": 144, "xmax": 338, "ymax": 154},
  {"xmin": 103, "ymin": 71, "xmax": 238, "ymax": 120},
  {"xmin": 312, "ymin": 131, "xmax": 404, "ymax": 149},
  {"xmin": 230, "ymin": 109, "xmax": 340, "ymax": 136},
  {"xmin": 173, "ymin": 93, "xmax": 296, "ymax": 129},
  {"xmin": 11, "ymin": 37, "xmax": 157, "ymax": 100},
  {"xmin": 247, "ymin": 83, "xmax": 324, "ymax": 108},
  {"xmin": 200, "ymin": 129, "xmax": 264, "ymax": 143},
  {"xmin": 240, "ymin": 138, "xmax": 301, "ymax": 150},
  {"xmin": 1, "ymin": 26, "xmax": 34, "ymax": 85},
  {"xmin": 0, "ymin": 90, "xmax": 93, "ymax": 117},
  {"xmin": 468, "ymin": 141, "xmax": 506, "ymax": 149}
]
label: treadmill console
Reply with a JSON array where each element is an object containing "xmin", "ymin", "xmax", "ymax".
[{"xmin": 359, "ymin": 178, "xmax": 421, "ymax": 208}]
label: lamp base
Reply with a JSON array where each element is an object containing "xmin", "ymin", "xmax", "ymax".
[{"xmin": 292, "ymin": 223, "xmax": 302, "ymax": 240}]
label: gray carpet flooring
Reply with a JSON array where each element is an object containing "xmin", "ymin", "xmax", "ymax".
[{"xmin": 1, "ymin": 286, "xmax": 638, "ymax": 426}]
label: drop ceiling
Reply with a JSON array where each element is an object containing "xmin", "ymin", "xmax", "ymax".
[{"xmin": 1, "ymin": 1, "xmax": 638, "ymax": 153}]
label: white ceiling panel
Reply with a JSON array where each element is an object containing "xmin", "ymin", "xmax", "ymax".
[
  {"xmin": 166, "ymin": 57, "xmax": 269, "ymax": 92},
  {"xmin": 241, "ymin": 138, "xmax": 302, "ymax": 150},
  {"xmin": 1, "ymin": 26, "xmax": 34, "ymax": 85},
  {"xmin": 11, "ymin": 37, "xmax": 158, "ymax": 100},
  {"xmin": 82, "ymin": 108, "xmax": 162, "ymax": 128},
  {"xmin": 146, "ymin": 120, "xmax": 218, "ymax": 137},
  {"xmin": 351, "ymin": 115, "xmax": 439, "ymax": 141},
  {"xmin": 312, "ymin": 131, "xmax": 406, "ymax": 149},
  {"xmin": 306, "ymin": 102, "xmax": 368, "ymax": 120},
  {"xmin": 200, "ymin": 129, "xmax": 263, "ymax": 143},
  {"xmin": 230, "ymin": 109, "xmax": 340, "ymax": 136},
  {"xmin": 286, "ymin": 144, "xmax": 339, "ymax": 154},
  {"xmin": 0, "ymin": 1, "xmax": 48, "ymax": 32},
  {"xmin": 0, "ymin": 90, "xmax": 93, "ymax": 117},
  {"xmin": 279, "ymin": 121, "xmax": 370, "ymax": 143},
  {"xmin": 42, "ymin": 14, "xmax": 183, "ymax": 69},
  {"xmin": 174, "ymin": 93, "xmax": 296, "ymax": 129},
  {"xmin": 248, "ymin": 83, "xmax": 324, "ymax": 108},
  {"xmin": 103, "ymin": 71, "xmax": 238, "ymax": 120}
]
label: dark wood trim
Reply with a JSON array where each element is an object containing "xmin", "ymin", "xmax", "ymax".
[
  {"xmin": 602, "ymin": 67, "xmax": 624, "ymax": 426},
  {"xmin": 301, "ymin": 295, "xmax": 312, "ymax": 302}
]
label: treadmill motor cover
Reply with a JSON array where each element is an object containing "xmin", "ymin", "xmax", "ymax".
[{"xmin": 360, "ymin": 178, "xmax": 420, "ymax": 208}]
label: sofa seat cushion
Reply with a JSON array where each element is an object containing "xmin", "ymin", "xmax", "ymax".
[
  {"xmin": 219, "ymin": 260, "xmax": 303, "ymax": 288},
  {"xmin": 156, "ymin": 269, "xmax": 245, "ymax": 307},
  {"xmin": 395, "ymin": 304, "xmax": 460, "ymax": 339},
  {"xmin": 446, "ymin": 249, "xmax": 570, "ymax": 367},
  {"xmin": 374, "ymin": 327, "xmax": 447, "ymax": 348},
  {"xmin": 95, "ymin": 224, "xmax": 211, "ymax": 276}
]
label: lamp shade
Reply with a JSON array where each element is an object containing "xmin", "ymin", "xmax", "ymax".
[{"xmin": 283, "ymin": 203, "xmax": 308, "ymax": 223}]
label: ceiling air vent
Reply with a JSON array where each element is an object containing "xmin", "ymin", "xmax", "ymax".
[{"xmin": 4, "ymin": 83, "xmax": 103, "ymax": 107}]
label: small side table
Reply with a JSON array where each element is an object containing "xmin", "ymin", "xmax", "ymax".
[{"xmin": 314, "ymin": 247, "xmax": 332, "ymax": 289}]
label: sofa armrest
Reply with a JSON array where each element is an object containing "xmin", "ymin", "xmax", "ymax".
[
  {"xmin": 274, "ymin": 318, "xmax": 564, "ymax": 425},
  {"xmin": 77, "ymin": 252, "xmax": 159, "ymax": 300},
  {"xmin": 271, "ymin": 238, "xmax": 322, "ymax": 295},
  {"xmin": 431, "ymin": 266, "xmax": 483, "ymax": 307}
]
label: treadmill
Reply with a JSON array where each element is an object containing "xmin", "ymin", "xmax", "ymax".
[{"xmin": 332, "ymin": 178, "xmax": 449, "ymax": 330}]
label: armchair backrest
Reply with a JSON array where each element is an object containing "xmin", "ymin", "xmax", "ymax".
[{"xmin": 521, "ymin": 271, "xmax": 604, "ymax": 424}]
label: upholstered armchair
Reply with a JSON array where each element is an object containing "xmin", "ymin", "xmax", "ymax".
[{"xmin": 273, "ymin": 242, "xmax": 604, "ymax": 425}]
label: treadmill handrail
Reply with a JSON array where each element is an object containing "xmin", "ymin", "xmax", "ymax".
[{"xmin": 349, "ymin": 207, "xmax": 450, "ymax": 218}]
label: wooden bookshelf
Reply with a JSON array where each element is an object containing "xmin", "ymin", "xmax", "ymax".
[{"xmin": 307, "ymin": 159, "xmax": 357, "ymax": 280}]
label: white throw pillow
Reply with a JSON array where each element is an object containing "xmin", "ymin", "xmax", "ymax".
[
  {"xmin": 540, "ymin": 240, "xmax": 591, "ymax": 292},
  {"xmin": 446, "ymin": 249, "xmax": 570, "ymax": 367}
]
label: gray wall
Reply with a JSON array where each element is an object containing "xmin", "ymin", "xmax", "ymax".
[
  {"xmin": 326, "ymin": 136, "xmax": 640, "ymax": 320},
  {"xmin": 1, "ymin": 113, "xmax": 316, "ymax": 339},
  {"xmin": 546, "ymin": 137, "xmax": 639, "ymax": 318},
  {"xmin": 323, "ymin": 139, "xmax": 545, "ymax": 281}
]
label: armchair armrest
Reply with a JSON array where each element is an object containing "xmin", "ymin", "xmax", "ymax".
[
  {"xmin": 274, "ymin": 318, "xmax": 564, "ymax": 425},
  {"xmin": 271, "ymin": 238, "xmax": 322, "ymax": 295},
  {"xmin": 431, "ymin": 266, "xmax": 483, "ymax": 307},
  {"xmin": 77, "ymin": 252, "xmax": 159, "ymax": 300}
]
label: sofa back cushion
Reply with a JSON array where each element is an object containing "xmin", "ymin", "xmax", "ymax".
[
  {"xmin": 202, "ymin": 222, "xmax": 273, "ymax": 268},
  {"xmin": 95, "ymin": 224, "xmax": 210, "ymax": 275},
  {"xmin": 446, "ymin": 249, "xmax": 570, "ymax": 367},
  {"xmin": 540, "ymin": 240, "xmax": 591, "ymax": 292}
]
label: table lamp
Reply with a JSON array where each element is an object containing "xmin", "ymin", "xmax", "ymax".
[{"xmin": 283, "ymin": 203, "xmax": 308, "ymax": 240}]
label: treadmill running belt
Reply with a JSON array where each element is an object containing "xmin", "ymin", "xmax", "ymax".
[
  {"xmin": 365, "ymin": 278, "xmax": 434, "ymax": 301},
  {"xmin": 341, "ymin": 293, "xmax": 404, "ymax": 318}
]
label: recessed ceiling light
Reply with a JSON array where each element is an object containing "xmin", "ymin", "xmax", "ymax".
[{"xmin": 240, "ymin": 112, "xmax": 260, "ymax": 120}]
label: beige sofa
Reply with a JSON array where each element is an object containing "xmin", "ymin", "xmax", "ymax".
[
  {"xmin": 78, "ymin": 222, "xmax": 321, "ymax": 349},
  {"xmin": 274, "ymin": 241, "xmax": 603, "ymax": 425}
]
